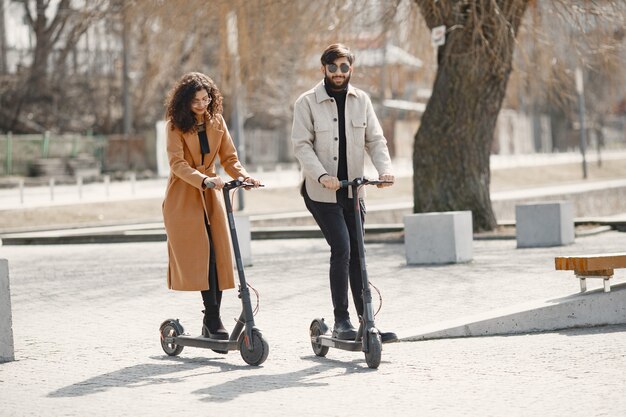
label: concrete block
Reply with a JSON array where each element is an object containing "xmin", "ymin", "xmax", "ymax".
[
  {"xmin": 403, "ymin": 211, "xmax": 473, "ymax": 264},
  {"xmin": 0, "ymin": 259, "xmax": 15, "ymax": 362},
  {"xmin": 516, "ymin": 201, "xmax": 574, "ymax": 248},
  {"xmin": 233, "ymin": 214, "xmax": 252, "ymax": 267}
]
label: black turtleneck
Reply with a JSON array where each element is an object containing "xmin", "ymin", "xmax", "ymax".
[{"xmin": 324, "ymin": 82, "xmax": 349, "ymax": 203}]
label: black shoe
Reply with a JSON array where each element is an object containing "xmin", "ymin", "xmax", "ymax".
[
  {"xmin": 202, "ymin": 316, "xmax": 229, "ymax": 341},
  {"xmin": 332, "ymin": 319, "xmax": 357, "ymax": 340},
  {"xmin": 380, "ymin": 331, "xmax": 398, "ymax": 344}
]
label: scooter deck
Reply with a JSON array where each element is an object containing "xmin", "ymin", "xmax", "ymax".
[
  {"xmin": 316, "ymin": 335, "xmax": 362, "ymax": 352},
  {"xmin": 169, "ymin": 335, "xmax": 239, "ymax": 351}
]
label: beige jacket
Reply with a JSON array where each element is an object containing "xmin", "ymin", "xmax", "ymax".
[{"xmin": 291, "ymin": 80, "xmax": 392, "ymax": 202}]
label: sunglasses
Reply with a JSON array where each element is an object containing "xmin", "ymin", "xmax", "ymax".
[
  {"xmin": 327, "ymin": 63, "xmax": 351, "ymax": 74},
  {"xmin": 191, "ymin": 96, "xmax": 212, "ymax": 106}
]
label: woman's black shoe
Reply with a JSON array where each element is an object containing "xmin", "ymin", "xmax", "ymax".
[{"xmin": 202, "ymin": 313, "xmax": 229, "ymax": 341}]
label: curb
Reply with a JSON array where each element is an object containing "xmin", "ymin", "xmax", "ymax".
[
  {"xmin": 401, "ymin": 283, "xmax": 626, "ymax": 341},
  {"xmin": 0, "ymin": 222, "xmax": 619, "ymax": 246}
]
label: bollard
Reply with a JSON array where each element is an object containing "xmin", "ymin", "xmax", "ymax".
[
  {"xmin": 130, "ymin": 172, "xmax": 136, "ymax": 195},
  {"xmin": 5, "ymin": 132, "xmax": 12, "ymax": 175},
  {"xmin": 77, "ymin": 176, "xmax": 83, "ymax": 200},
  {"xmin": 404, "ymin": 211, "xmax": 473, "ymax": 265},
  {"xmin": 515, "ymin": 201, "xmax": 575, "ymax": 248},
  {"xmin": 104, "ymin": 175, "xmax": 110, "ymax": 197},
  {"xmin": 0, "ymin": 259, "xmax": 15, "ymax": 362},
  {"xmin": 49, "ymin": 177, "xmax": 55, "ymax": 201},
  {"xmin": 19, "ymin": 179, "xmax": 24, "ymax": 205},
  {"xmin": 234, "ymin": 214, "xmax": 252, "ymax": 266}
]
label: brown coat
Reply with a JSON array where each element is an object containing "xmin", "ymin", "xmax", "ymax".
[{"xmin": 162, "ymin": 113, "xmax": 249, "ymax": 291}]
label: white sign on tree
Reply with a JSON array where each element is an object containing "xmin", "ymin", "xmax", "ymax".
[{"xmin": 431, "ymin": 25, "xmax": 446, "ymax": 47}]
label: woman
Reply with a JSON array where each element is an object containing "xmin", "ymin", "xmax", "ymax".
[{"xmin": 163, "ymin": 72, "xmax": 260, "ymax": 340}]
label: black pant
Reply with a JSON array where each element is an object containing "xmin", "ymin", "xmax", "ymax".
[
  {"xmin": 201, "ymin": 224, "xmax": 222, "ymax": 317},
  {"xmin": 303, "ymin": 186, "xmax": 365, "ymax": 322}
]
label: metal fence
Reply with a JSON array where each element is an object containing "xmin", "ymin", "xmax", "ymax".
[{"xmin": 0, "ymin": 132, "xmax": 106, "ymax": 177}]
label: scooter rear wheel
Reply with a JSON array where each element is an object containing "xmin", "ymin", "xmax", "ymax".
[
  {"xmin": 310, "ymin": 319, "xmax": 329, "ymax": 357},
  {"xmin": 364, "ymin": 332, "xmax": 382, "ymax": 369},
  {"xmin": 159, "ymin": 319, "xmax": 184, "ymax": 356},
  {"xmin": 239, "ymin": 329, "xmax": 269, "ymax": 366}
]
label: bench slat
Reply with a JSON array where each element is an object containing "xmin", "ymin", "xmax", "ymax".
[
  {"xmin": 555, "ymin": 253, "xmax": 626, "ymax": 272},
  {"xmin": 575, "ymin": 269, "xmax": 614, "ymax": 277}
]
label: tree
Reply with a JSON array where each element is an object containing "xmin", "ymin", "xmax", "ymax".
[
  {"xmin": 3, "ymin": 0, "xmax": 107, "ymax": 132},
  {"xmin": 411, "ymin": 0, "xmax": 626, "ymax": 231},
  {"xmin": 412, "ymin": 0, "xmax": 529, "ymax": 231}
]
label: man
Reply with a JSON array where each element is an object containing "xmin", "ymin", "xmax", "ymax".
[{"xmin": 291, "ymin": 43, "xmax": 397, "ymax": 343}]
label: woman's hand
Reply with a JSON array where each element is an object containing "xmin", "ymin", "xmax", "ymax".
[
  {"xmin": 204, "ymin": 176, "xmax": 224, "ymax": 190},
  {"xmin": 243, "ymin": 176, "xmax": 261, "ymax": 189}
]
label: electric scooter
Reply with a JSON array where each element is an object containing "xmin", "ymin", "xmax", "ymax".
[
  {"xmin": 309, "ymin": 177, "xmax": 392, "ymax": 369},
  {"xmin": 159, "ymin": 178, "xmax": 269, "ymax": 366}
]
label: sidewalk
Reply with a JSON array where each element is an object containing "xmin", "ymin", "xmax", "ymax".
[
  {"xmin": 1, "ymin": 150, "xmax": 626, "ymax": 235},
  {"xmin": 1, "ymin": 227, "xmax": 626, "ymax": 416},
  {"xmin": 2, "ymin": 150, "xmax": 626, "ymax": 211}
]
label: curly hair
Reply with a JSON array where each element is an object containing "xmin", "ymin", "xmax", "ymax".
[{"xmin": 165, "ymin": 72, "xmax": 224, "ymax": 133}]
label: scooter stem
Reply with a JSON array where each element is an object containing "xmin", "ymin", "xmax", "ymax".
[
  {"xmin": 222, "ymin": 182, "xmax": 256, "ymax": 350},
  {"xmin": 350, "ymin": 181, "xmax": 375, "ymax": 330}
]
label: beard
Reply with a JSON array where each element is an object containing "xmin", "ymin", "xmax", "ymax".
[{"xmin": 324, "ymin": 73, "xmax": 351, "ymax": 91}]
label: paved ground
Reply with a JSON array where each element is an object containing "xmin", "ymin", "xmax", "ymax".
[
  {"xmin": 2, "ymin": 230, "xmax": 626, "ymax": 416},
  {"xmin": 1, "ymin": 151, "xmax": 626, "ymax": 416}
]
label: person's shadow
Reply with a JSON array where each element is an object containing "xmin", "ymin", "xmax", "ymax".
[
  {"xmin": 48, "ymin": 354, "xmax": 379, "ymax": 401},
  {"xmin": 47, "ymin": 355, "xmax": 244, "ymax": 398}
]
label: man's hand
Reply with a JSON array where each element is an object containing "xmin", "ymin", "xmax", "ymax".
[
  {"xmin": 377, "ymin": 173, "xmax": 395, "ymax": 188},
  {"xmin": 320, "ymin": 175, "xmax": 341, "ymax": 190}
]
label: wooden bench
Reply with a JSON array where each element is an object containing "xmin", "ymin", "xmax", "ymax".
[{"xmin": 555, "ymin": 253, "xmax": 626, "ymax": 293}]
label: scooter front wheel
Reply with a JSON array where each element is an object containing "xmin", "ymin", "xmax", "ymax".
[
  {"xmin": 310, "ymin": 319, "xmax": 329, "ymax": 357},
  {"xmin": 364, "ymin": 332, "xmax": 382, "ymax": 369},
  {"xmin": 159, "ymin": 319, "xmax": 184, "ymax": 356},
  {"xmin": 239, "ymin": 329, "xmax": 269, "ymax": 366}
]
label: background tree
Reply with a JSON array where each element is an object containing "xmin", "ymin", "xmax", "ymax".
[
  {"xmin": 412, "ymin": 0, "xmax": 529, "ymax": 231},
  {"xmin": 1, "ymin": 0, "xmax": 623, "ymax": 190},
  {"xmin": 5, "ymin": 0, "xmax": 107, "ymax": 132},
  {"xmin": 412, "ymin": 0, "xmax": 626, "ymax": 231}
]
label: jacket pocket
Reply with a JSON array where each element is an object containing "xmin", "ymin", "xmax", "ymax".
[
  {"xmin": 313, "ymin": 121, "xmax": 332, "ymax": 153},
  {"xmin": 351, "ymin": 119, "xmax": 367, "ymax": 144},
  {"xmin": 314, "ymin": 121, "xmax": 331, "ymax": 135}
]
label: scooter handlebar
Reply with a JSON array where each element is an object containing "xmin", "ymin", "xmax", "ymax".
[
  {"xmin": 224, "ymin": 178, "xmax": 265, "ymax": 190},
  {"xmin": 339, "ymin": 178, "xmax": 393, "ymax": 188},
  {"xmin": 204, "ymin": 178, "xmax": 265, "ymax": 190}
]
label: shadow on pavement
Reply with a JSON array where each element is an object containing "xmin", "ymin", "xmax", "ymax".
[
  {"xmin": 47, "ymin": 355, "xmax": 247, "ymax": 398},
  {"xmin": 192, "ymin": 356, "xmax": 379, "ymax": 403},
  {"xmin": 46, "ymin": 354, "xmax": 379, "ymax": 401}
]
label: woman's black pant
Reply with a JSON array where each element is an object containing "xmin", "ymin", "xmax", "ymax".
[
  {"xmin": 303, "ymin": 187, "xmax": 365, "ymax": 323},
  {"xmin": 201, "ymin": 225, "xmax": 222, "ymax": 317}
]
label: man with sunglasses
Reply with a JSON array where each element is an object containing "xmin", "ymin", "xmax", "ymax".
[{"xmin": 291, "ymin": 43, "xmax": 397, "ymax": 343}]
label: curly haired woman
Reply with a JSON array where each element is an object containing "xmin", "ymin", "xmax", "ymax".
[{"xmin": 163, "ymin": 72, "xmax": 260, "ymax": 341}]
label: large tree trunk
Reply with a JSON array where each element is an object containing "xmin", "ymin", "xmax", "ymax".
[{"xmin": 414, "ymin": 1, "xmax": 529, "ymax": 231}]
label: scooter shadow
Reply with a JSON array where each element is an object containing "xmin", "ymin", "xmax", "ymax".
[
  {"xmin": 47, "ymin": 355, "xmax": 248, "ymax": 398},
  {"xmin": 192, "ymin": 355, "xmax": 382, "ymax": 403},
  {"xmin": 48, "ymin": 354, "xmax": 385, "ymax": 401}
]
